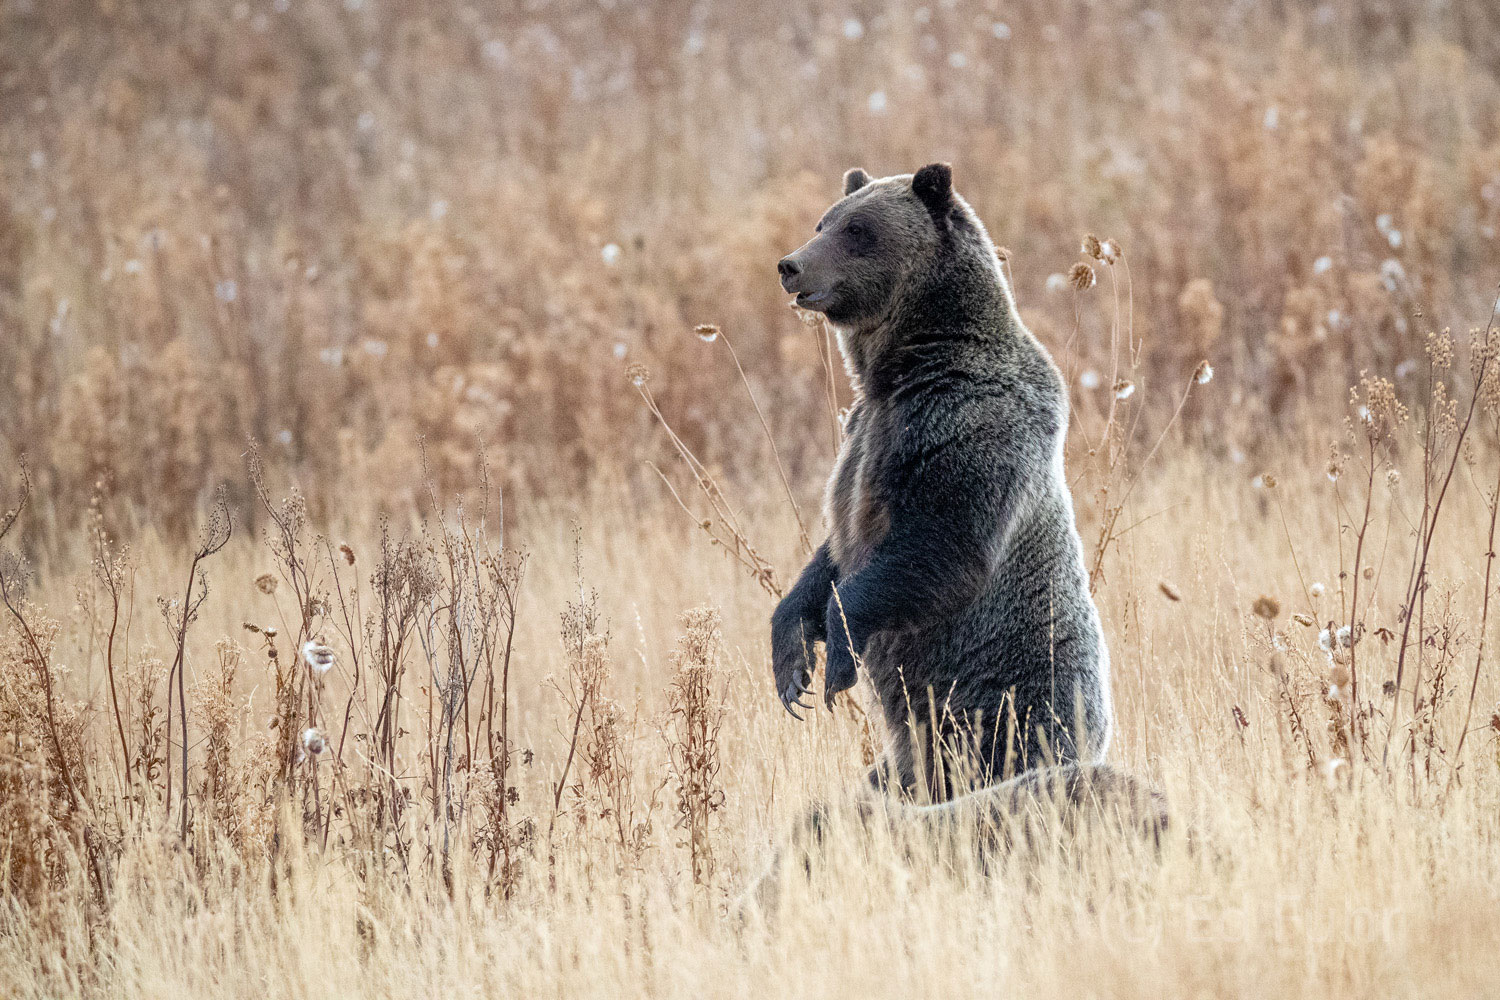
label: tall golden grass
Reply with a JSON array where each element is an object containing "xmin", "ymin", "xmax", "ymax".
[{"xmin": 6, "ymin": 0, "xmax": 1500, "ymax": 996}]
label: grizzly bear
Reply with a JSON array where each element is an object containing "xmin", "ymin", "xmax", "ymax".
[
  {"xmin": 772, "ymin": 163, "xmax": 1116, "ymax": 796},
  {"xmin": 745, "ymin": 164, "xmax": 1166, "ymax": 915}
]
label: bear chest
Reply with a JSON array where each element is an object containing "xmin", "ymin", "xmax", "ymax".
[{"xmin": 824, "ymin": 406, "xmax": 894, "ymax": 573}]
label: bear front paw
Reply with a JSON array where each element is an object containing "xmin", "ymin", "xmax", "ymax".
[{"xmin": 772, "ymin": 619, "xmax": 816, "ymax": 720}]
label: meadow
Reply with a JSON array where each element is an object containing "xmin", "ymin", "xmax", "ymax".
[{"xmin": 5, "ymin": 0, "xmax": 1500, "ymax": 996}]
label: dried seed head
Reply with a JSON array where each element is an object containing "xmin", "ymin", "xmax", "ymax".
[
  {"xmin": 255, "ymin": 573, "xmax": 278, "ymax": 595},
  {"xmin": 1194, "ymin": 361, "xmax": 1214, "ymax": 385},
  {"xmin": 302, "ymin": 728, "xmax": 326, "ymax": 755},
  {"xmin": 694, "ymin": 323, "xmax": 720, "ymax": 343},
  {"xmin": 1082, "ymin": 234, "xmax": 1118, "ymax": 263},
  {"xmin": 624, "ymin": 362, "xmax": 651, "ymax": 388},
  {"xmin": 790, "ymin": 304, "xmax": 823, "ymax": 326},
  {"xmin": 1158, "ymin": 580, "xmax": 1182, "ymax": 601},
  {"xmin": 995, "ymin": 246, "xmax": 1011, "ymax": 263},
  {"xmin": 1113, "ymin": 380, "xmax": 1136, "ymax": 400},
  {"xmin": 1426, "ymin": 329, "xmax": 1453, "ymax": 371},
  {"xmin": 1292, "ymin": 612, "xmax": 1315, "ymax": 627},
  {"xmin": 1251, "ymin": 595, "xmax": 1281, "ymax": 620},
  {"xmin": 339, "ymin": 542, "xmax": 356, "ymax": 565},
  {"xmin": 1068, "ymin": 262, "xmax": 1097, "ymax": 291},
  {"xmin": 301, "ymin": 640, "xmax": 336, "ymax": 675}
]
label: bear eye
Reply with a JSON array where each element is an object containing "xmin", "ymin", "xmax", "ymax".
[{"xmin": 846, "ymin": 220, "xmax": 867, "ymax": 240}]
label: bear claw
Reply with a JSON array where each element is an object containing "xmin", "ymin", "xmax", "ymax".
[{"xmin": 780, "ymin": 670, "xmax": 813, "ymax": 720}]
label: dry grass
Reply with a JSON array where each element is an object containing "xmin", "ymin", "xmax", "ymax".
[
  {"xmin": 7, "ymin": 0, "xmax": 1500, "ymax": 996},
  {"xmin": 5, "ymin": 435, "xmax": 1500, "ymax": 997}
]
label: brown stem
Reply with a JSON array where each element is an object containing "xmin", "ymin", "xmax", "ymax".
[
  {"xmin": 101, "ymin": 556, "xmax": 132, "ymax": 787},
  {"xmin": 1345, "ymin": 435, "xmax": 1376, "ymax": 746},
  {"xmin": 1451, "ymin": 418, "xmax": 1500, "ymax": 782},
  {"xmin": 717, "ymin": 328, "xmax": 813, "ymax": 556}
]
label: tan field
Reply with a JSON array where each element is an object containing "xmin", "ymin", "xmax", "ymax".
[{"xmin": 5, "ymin": 1, "xmax": 1500, "ymax": 997}]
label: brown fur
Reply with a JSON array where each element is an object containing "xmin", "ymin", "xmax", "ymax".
[{"xmin": 824, "ymin": 405, "xmax": 892, "ymax": 574}]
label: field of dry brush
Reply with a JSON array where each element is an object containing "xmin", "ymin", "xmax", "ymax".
[{"xmin": 5, "ymin": 1, "xmax": 1500, "ymax": 997}]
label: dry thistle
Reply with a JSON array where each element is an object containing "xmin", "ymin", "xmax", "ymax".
[
  {"xmin": 255, "ymin": 573, "xmax": 278, "ymax": 595},
  {"xmin": 693, "ymin": 324, "xmax": 721, "ymax": 343},
  {"xmin": 1081, "ymin": 234, "xmax": 1120, "ymax": 264},
  {"xmin": 301, "ymin": 640, "xmax": 335, "ymax": 675},
  {"xmin": 624, "ymin": 363, "xmax": 651, "ymax": 388},
  {"xmin": 1068, "ymin": 262, "xmax": 1097, "ymax": 291},
  {"xmin": 1252, "ymin": 595, "xmax": 1281, "ymax": 620},
  {"xmin": 790, "ymin": 304, "xmax": 824, "ymax": 327},
  {"xmin": 301, "ymin": 728, "xmax": 326, "ymax": 756}
]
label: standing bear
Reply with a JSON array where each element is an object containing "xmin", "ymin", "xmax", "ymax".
[{"xmin": 772, "ymin": 163, "xmax": 1131, "ymax": 805}]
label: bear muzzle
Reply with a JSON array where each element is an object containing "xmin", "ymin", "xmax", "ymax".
[{"xmin": 777, "ymin": 255, "xmax": 833, "ymax": 307}]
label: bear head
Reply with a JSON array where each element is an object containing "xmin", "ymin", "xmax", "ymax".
[{"xmin": 776, "ymin": 163, "xmax": 993, "ymax": 329}]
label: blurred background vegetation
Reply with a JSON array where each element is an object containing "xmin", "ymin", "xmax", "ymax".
[{"xmin": 4, "ymin": 0, "xmax": 1500, "ymax": 535}]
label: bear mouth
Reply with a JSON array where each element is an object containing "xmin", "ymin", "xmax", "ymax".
[{"xmin": 794, "ymin": 289, "xmax": 831, "ymax": 308}]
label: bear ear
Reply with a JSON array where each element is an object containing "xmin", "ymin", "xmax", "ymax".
[
  {"xmin": 843, "ymin": 168, "xmax": 871, "ymax": 196},
  {"xmin": 911, "ymin": 162, "xmax": 953, "ymax": 213}
]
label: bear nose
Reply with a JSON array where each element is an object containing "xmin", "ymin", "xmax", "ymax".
[{"xmin": 777, "ymin": 257, "xmax": 802, "ymax": 279}]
